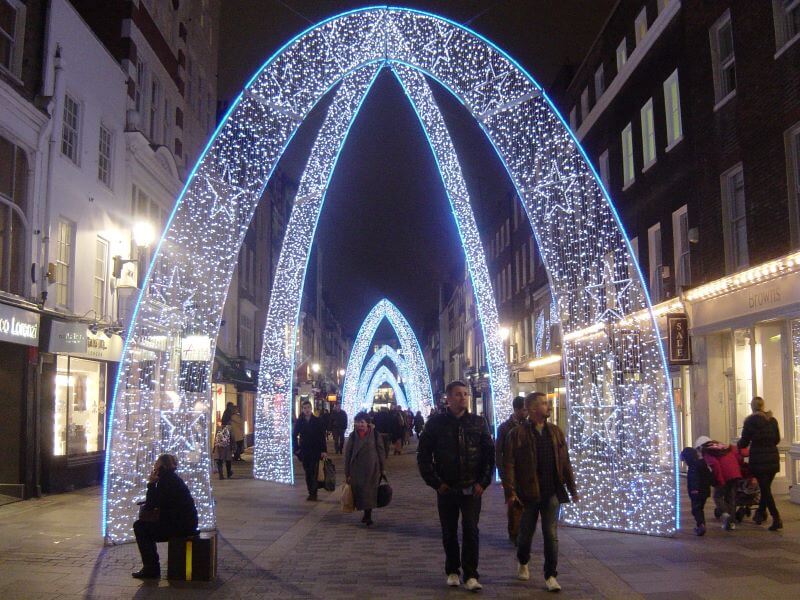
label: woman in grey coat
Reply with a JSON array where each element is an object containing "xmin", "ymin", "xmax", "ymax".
[{"xmin": 344, "ymin": 411, "xmax": 386, "ymax": 526}]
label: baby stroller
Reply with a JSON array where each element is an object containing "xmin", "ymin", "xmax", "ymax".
[{"xmin": 733, "ymin": 462, "xmax": 760, "ymax": 523}]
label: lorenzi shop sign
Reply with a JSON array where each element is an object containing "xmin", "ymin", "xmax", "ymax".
[{"xmin": 0, "ymin": 304, "xmax": 40, "ymax": 345}]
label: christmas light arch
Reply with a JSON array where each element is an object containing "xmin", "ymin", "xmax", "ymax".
[
  {"xmin": 103, "ymin": 7, "xmax": 678, "ymax": 543},
  {"xmin": 355, "ymin": 345, "xmax": 416, "ymax": 412},
  {"xmin": 363, "ymin": 365, "xmax": 408, "ymax": 410},
  {"xmin": 341, "ymin": 299, "xmax": 433, "ymax": 423}
]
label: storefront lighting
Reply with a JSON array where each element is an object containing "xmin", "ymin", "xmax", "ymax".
[
  {"xmin": 527, "ymin": 354, "xmax": 562, "ymax": 369},
  {"xmin": 685, "ymin": 251, "xmax": 800, "ymax": 302}
]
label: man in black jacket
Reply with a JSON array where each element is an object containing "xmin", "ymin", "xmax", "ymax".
[
  {"xmin": 418, "ymin": 380, "xmax": 494, "ymax": 592},
  {"xmin": 293, "ymin": 400, "xmax": 327, "ymax": 500},
  {"xmin": 330, "ymin": 403, "xmax": 348, "ymax": 454}
]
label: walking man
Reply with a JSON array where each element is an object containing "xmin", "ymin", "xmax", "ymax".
[
  {"xmin": 503, "ymin": 392, "xmax": 578, "ymax": 593},
  {"xmin": 418, "ymin": 380, "xmax": 494, "ymax": 592},
  {"xmin": 495, "ymin": 395, "xmax": 527, "ymax": 546},
  {"xmin": 331, "ymin": 403, "xmax": 348, "ymax": 454},
  {"xmin": 292, "ymin": 400, "xmax": 327, "ymax": 501}
]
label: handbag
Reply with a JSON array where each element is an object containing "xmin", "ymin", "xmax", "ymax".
[
  {"xmin": 376, "ymin": 474, "xmax": 392, "ymax": 508},
  {"xmin": 323, "ymin": 458, "xmax": 336, "ymax": 492},
  {"xmin": 340, "ymin": 483, "xmax": 355, "ymax": 512},
  {"xmin": 137, "ymin": 502, "xmax": 160, "ymax": 523}
]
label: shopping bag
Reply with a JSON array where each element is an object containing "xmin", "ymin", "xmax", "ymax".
[
  {"xmin": 323, "ymin": 458, "xmax": 336, "ymax": 492},
  {"xmin": 317, "ymin": 460, "xmax": 325, "ymax": 486},
  {"xmin": 377, "ymin": 474, "xmax": 393, "ymax": 508},
  {"xmin": 340, "ymin": 483, "xmax": 355, "ymax": 512}
]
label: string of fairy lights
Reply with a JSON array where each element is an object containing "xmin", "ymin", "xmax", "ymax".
[
  {"xmin": 103, "ymin": 7, "xmax": 677, "ymax": 543},
  {"xmin": 355, "ymin": 345, "xmax": 415, "ymax": 412},
  {"xmin": 364, "ymin": 365, "xmax": 409, "ymax": 410}
]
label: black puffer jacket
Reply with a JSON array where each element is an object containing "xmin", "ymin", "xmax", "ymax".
[
  {"xmin": 738, "ymin": 412, "xmax": 781, "ymax": 475},
  {"xmin": 143, "ymin": 470, "xmax": 199, "ymax": 535},
  {"xmin": 680, "ymin": 447, "xmax": 712, "ymax": 498},
  {"xmin": 417, "ymin": 410, "xmax": 494, "ymax": 490}
]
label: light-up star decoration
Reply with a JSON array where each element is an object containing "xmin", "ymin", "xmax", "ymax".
[{"xmin": 104, "ymin": 7, "xmax": 678, "ymax": 543}]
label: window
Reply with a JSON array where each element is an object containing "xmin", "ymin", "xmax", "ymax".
[
  {"xmin": 61, "ymin": 94, "xmax": 80, "ymax": 164},
  {"xmin": 149, "ymin": 77, "xmax": 161, "ymax": 142},
  {"xmin": 569, "ymin": 106, "xmax": 577, "ymax": 131},
  {"xmin": 594, "ymin": 64, "xmax": 605, "ymax": 101},
  {"xmin": 53, "ymin": 356, "xmax": 107, "ymax": 456},
  {"xmin": 55, "ymin": 219, "xmax": 73, "ymax": 307},
  {"xmin": 640, "ymin": 99, "xmax": 656, "ymax": 169},
  {"xmin": 0, "ymin": 136, "xmax": 28, "ymax": 295},
  {"xmin": 621, "ymin": 123, "xmax": 635, "ymax": 187},
  {"xmin": 239, "ymin": 314, "xmax": 253, "ymax": 358},
  {"xmin": 630, "ymin": 236, "xmax": 639, "ymax": 263},
  {"xmin": 710, "ymin": 10, "xmax": 736, "ymax": 104},
  {"xmin": 98, "ymin": 125, "xmax": 112, "ymax": 187},
  {"xmin": 598, "ymin": 149, "xmax": 610, "ymax": 189},
  {"xmin": 648, "ymin": 223, "xmax": 663, "ymax": 302},
  {"xmin": 722, "ymin": 164, "xmax": 748, "ymax": 271},
  {"xmin": 787, "ymin": 123, "xmax": 800, "ymax": 245},
  {"xmin": 635, "ymin": 8, "xmax": 648, "ymax": 45},
  {"xmin": 163, "ymin": 96, "xmax": 171, "ymax": 145},
  {"xmin": 135, "ymin": 59, "xmax": 145, "ymax": 114},
  {"xmin": 580, "ymin": 87, "xmax": 590, "ymax": 120},
  {"xmin": 0, "ymin": 0, "xmax": 25, "ymax": 76},
  {"xmin": 616, "ymin": 39, "xmax": 627, "ymax": 73},
  {"xmin": 772, "ymin": 0, "xmax": 800, "ymax": 51},
  {"xmin": 657, "ymin": 0, "xmax": 671, "ymax": 14},
  {"xmin": 663, "ymin": 69, "xmax": 683, "ymax": 147},
  {"xmin": 672, "ymin": 205, "xmax": 691, "ymax": 288},
  {"xmin": 186, "ymin": 56, "xmax": 193, "ymax": 107},
  {"xmin": 94, "ymin": 237, "xmax": 108, "ymax": 317}
]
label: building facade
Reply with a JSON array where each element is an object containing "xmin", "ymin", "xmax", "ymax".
[{"xmin": 558, "ymin": 0, "xmax": 800, "ymax": 498}]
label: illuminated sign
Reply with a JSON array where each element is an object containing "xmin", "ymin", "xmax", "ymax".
[{"xmin": 0, "ymin": 304, "xmax": 40, "ymax": 345}]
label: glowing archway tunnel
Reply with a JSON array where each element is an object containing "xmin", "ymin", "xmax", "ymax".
[
  {"xmin": 342, "ymin": 300, "xmax": 433, "ymax": 420},
  {"xmin": 364, "ymin": 365, "xmax": 408, "ymax": 409},
  {"xmin": 104, "ymin": 7, "xmax": 678, "ymax": 543},
  {"xmin": 355, "ymin": 344, "xmax": 414, "ymax": 411}
]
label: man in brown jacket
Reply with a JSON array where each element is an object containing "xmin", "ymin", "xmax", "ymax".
[
  {"xmin": 495, "ymin": 395, "xmax": 527, "ymax": 546},
  {"xmin": 503, "ymin": 392, "xmax": 578, "ymax": 593}
]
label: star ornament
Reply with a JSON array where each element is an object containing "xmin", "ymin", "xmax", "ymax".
[
  {"xmin": 585, "ymin": 256, "xmax": 633, "ymax": 323},
  {"xmin": 205, "ymin": 164, "xmax": 248, "ymax": 222},
  {"xmin": 532, "ymin": 159, "xmax": 582, "ymax": 220},
  {"xmin": 161, "ymin": 411, "xmax": 205, "ymax": 454},
  {"xmin": 471, "ymin": 60, "xmax": 510, "ymax": 118},
  {"xmin": 148, "ymin": 265, "xmax": 197, "ymax": 326}
]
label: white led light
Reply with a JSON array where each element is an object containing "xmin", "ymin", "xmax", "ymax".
[
  {"xmin": 363, "ymin": 364, "xmax": 408, "ymax": 409},
  {"xmin": 104, "ymin": 8, "xmax": 677, "ymax": 542},
  {"xmin": 355, "ymin": 345, "xmax": 416, "ymax": 412}
]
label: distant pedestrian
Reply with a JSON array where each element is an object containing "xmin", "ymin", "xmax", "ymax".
[
  {"xmin": 292, "ymin": 400, "xmax": 328, "ymax": 501},
  {"xmin": 418, "ymin": 380, "xmax": 494, "ymax": 592},
  {"xmin": 229, "ymin": 405, "xmax": 245, "ymax": 461},
  {"xmin": 213, "ymin": 423, "xmax": 233, "ymax": 479},
  {"xmin": 344, "ymin": 411, "xmax": 386, "ymax": 527},
  {"xmin": 681, "ymin": 439, "xmax": 714, "ymax": 536},
  {"xmin": 738, "ymin": 397, "xmax": 782, "ymax": 530},
  {"xmin": 391, "ymin": 406, "xmax": 405, "ymax": 455},
  {"xmin": 504, "ymin": 392, "xmax": 578, "ymax": 593},
  {"xmin": 132, "ymin": 454, "xmax": 198, "ymax": 579},
  {"xmin": 701, "ymin": 439, "xmax": 743, "ymax": 531},
  {"xmin": 496, "ymin": 395, "xmax": 528, "ymax": 546},
  {"xmin": 320, "ymin": 407, "xmax": 331, "ymax": 441},
  {"xmin": 331, "ymin": 403, "xmax": 348, "ymax": 454},
  {"xmin": 414, "ymin": 411, "xmax": 425, "ymax": 439}
]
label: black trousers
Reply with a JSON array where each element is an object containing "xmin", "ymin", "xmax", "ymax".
[
  {"xmin": 332, "ymin": 430, "xmax": 345, "ymax": 453},
  {"xmin": 234, "ymin": 440, "xmax": 244, "ymax": 460},
  {"xmin": 302, "ymin": 456, "xmax": 319, "ymax": 496},
  {"xmin": 133, "ymin": 520, "xmax": 177, "ymax": 569},
  {"xmin": 690, "ymin": 493, "xmax": 708, "ymax": 526},
  {"xmin": 216, "ymin": 459, "xmax": 232, "ymax": 478},
  {"xmin": 437, "ymin": 490, "xmax": 482, "ymax": 580},
  {"xmin": 755, "ymin": 471, "xmax": 780, "ymax": 519}
]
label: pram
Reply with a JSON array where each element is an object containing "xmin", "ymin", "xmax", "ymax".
[{"xmin": 733, "ymin": 463, "xmax": 760, "ymax": 523}]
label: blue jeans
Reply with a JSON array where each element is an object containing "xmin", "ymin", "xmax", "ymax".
[{"xmin": 517, "ymin": 494, "xmax": 560, "ymax": 579}]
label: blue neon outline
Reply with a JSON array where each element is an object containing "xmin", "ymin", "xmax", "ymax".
[
  {"xmin": 262, "ymin": 65, "xmax": 383, "ymax": 484},
  {"xmin": 341, "ymin": 298, "xmax": 433, "ymax": 423},
  {"xmin": 106, "ymin": 6, "xmax": 678, "ymax": 536},
  {"xmin": 364, "ymin": 365, "xmax": 408, "ymax": 410}
]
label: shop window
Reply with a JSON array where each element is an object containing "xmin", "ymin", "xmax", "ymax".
[
  {"xmin": 772, "ymin": 0, "xmax": 800, "ymax": 53},
  {"xmin": 54, "ymin": 356, "xmax": 107, "ymax": 456},
  {"xmin": 791, "ymin": 319, "xmax": 800, "ymax": 443},
  {"xmin": 754, "ymin": 322, "xmax": 786, "ymax": 443},
  {"xmin": 0, "ymin": 135, "xmax": 27, "ymax": 295},
  {"xmin": 710, "ymin": 10, "xmax": 736, "ymax": 105},
  {"xmin": 732, "ymin": 328, "xmax": 753, "ymax": 437}
]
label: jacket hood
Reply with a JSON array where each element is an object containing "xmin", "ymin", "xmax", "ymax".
[{"xmin": 702, "ymin": 443, "xmax": 731, "ymax": 457}]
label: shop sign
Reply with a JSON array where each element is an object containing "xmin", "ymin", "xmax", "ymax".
[
  {"xmin": 667, "ymin": 314, "xmax": 692, "ymax": 365},
  {"xmin": 181, "ymin": 335, "xmax": 211, "ymax": 361},
  {"xmin": 85, "ymin": 331, "xmax": 123, "ymax": 361},
  {"xmin": 47, "ymin": 320, "xmax": 87, "ymax": 353},
  {"xmin": 0, "ymin": 304, "xmax": 40, "ymax": 345}
]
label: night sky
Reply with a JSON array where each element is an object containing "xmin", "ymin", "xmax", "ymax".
[{"xmin": 218, "ymin": 1, "xmax": 615, "ymax": 335}]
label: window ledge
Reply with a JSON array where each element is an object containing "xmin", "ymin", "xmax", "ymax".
[
  {"xmin": 774, "ymin": 32, "xmax": 800, "ymax": 59},
  {"xmin": 665, "ymin": 135, "xmax": 684, "ymax": 153},
  {"xmin": 642, "ymin": 159, "xmax": 657, "ymax": 174},
  {"xmin": 0, "ymin": 65, "xmax": 24, "ymax": 87},
  {"xmin": 713, "ymin": 90, "xmax": 736, "ymax": 112}
]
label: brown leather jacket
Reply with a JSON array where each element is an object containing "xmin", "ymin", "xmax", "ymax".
[{"xmin": 503, "ymin": 421, "xmax": 577, "ymax": 504}]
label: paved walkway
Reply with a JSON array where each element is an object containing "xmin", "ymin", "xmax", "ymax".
[{"xmin": 0, "ymin": 440, "xmax": 798, "ymax": 599}]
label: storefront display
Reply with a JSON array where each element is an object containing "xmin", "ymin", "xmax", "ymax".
[{"xmin": 53, "ymin": 356, "xmax": 106, "ymax": 456}]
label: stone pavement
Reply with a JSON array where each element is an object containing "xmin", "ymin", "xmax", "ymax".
[{"xmin": 0, "ymin": 439, "xmax": 798, "ymax": 599}]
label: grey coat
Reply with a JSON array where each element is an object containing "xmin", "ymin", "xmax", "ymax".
[{"xmin": 344, "ymin": 427, "xmax": 385, "ymax": 510}]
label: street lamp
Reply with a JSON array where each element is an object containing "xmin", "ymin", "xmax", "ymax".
[
  {"xmin": 498, "ymin": 326, "xmax": 510, "ymax": 342},
  {"xmin": 113, "ymin": 220, "xmax": 155, "ymax": 289},
  {"xmin": 311, "ymin": 362, "xmax": 321, "ymax": 374}
]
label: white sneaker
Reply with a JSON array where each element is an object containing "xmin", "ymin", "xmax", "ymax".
[
  {"xmin": 721, "ymin": 513, "xmax": 731, "ymax": 530},
  {"xmin": 517, "ymin": 562, "xmax": 530, "ymax": 580},
  {"xmin": 545, "ymin": 576, "xmax": 561, "ymax": 592},
  {"xmin": 446, "ymin": 574, "xmax": 460, "ymax": 587},
  {"xmin": 465, "ymin": 578, "xmax": 483, "ymax": 591}
]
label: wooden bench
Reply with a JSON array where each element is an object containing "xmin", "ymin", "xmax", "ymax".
[{"xmin": 167, "ymin": 532, "xmax": 217, "ymax": 581}]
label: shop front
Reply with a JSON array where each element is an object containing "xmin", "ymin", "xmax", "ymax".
[
  {"xmin": 686, "ymin": 256, "xmax": 800, "ymax": 497},
  {"xmin": 0, "ymin": 300, "xmax": 40, "ymax": 501},
  {"xmin": 39, "ymin": 318, "xmax": 122, "ymax": 493}
]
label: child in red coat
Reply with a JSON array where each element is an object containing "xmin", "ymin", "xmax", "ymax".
[{"xmin": 698, "ymin": 437, "xmax": 743, "ymax": 531}]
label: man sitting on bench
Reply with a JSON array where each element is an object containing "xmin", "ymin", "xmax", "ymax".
[{"xmin": 132, "ymin": 453, "xmax": 199, "ymax": 579}]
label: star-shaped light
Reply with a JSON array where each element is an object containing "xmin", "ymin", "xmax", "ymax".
[
  {"xmin": 586, "ymin": 253, "xmax": 633, "ymax": 322},
  {"xmin": 205, "ymin": 163, "xmax": 248, "ymax": 222}
]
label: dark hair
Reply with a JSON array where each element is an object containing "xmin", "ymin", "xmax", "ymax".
[
  {"xmin": 157, "ymin": 453, "xmax": 178, "ymax": 473},
  {"xmin": 445, "ymin": 380, "xmax": 468, "ymax": 395},
  {"xmin": 301, "ymin": 399, "xmax": 312, "ymax": 407},
  {"xmin": 524, "ymin": 391, "xmax": 546, "ymax": 408},
  {"xmin": 512, "ymin": 395, "xmax": 525, "ymax": 410},
  {"xmin": 354, "ymin": 411, "xmax": 370, "ymax": 423}
]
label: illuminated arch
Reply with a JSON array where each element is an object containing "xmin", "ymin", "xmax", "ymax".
[
  {"xmin": 355, "ymin": 345, "xmax": 415, "ymax": 411},
  {"xmin": 341, "ymin": 299, "xmax": 433, "ymax": 422},
  {"xmin": 104, "ymin": 7, "xmax": 678, "ymax": 542},
  {"xmin": 364, "ymin": 365, "xmax": 408, "ymax": 409}
]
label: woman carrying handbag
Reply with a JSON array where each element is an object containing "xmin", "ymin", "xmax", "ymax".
[{"xmin": 343, "ymin": 411, "xmax": 385, "ymax": 527}]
